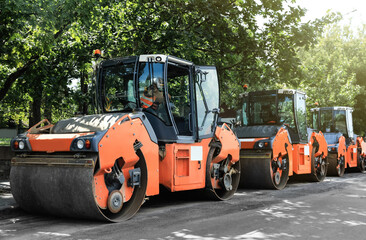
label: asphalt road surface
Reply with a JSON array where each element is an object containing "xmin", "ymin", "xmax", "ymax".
[{"xmin": 1, "ymin": 172, "xmax": 366, "ymax": 240}]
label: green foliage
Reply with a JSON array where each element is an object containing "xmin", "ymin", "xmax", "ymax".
[
  {"xmin": 0, "ymin": 0, "xmax": 336, "ymax": 127},
  {"xmin": 294, "ymin": 23, "xmax": 366, "ymax": 134},
  {"xmin": 0, "ymin": 138, "xmax": 11, "ymax": 146}
]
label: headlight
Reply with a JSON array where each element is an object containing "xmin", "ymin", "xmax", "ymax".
[
  {"xmin": 18, "ymin": 141, "xmax": 25, "ymax": 150},
  {"xmin": 11, "ymin": 137, "xmax": 31, "ymax": 152},
  {"xmin": 77, "ymin": 139, "xmax": 85, "ymax": 149},
  {"xmin": 258, "ymin": 142, "xmax": 264, "ymax": 148},
  {"xmin": 328, "ymin": 147, "xmax": 331, "ymax": 152}
]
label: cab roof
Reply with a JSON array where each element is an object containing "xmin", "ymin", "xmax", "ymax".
[
  {"xmin": 241, "ymin": 89, "xmax": 306, "ymax": 97},
  {"xmin": 310, "ymin": 106, "xmax": 354, "ymax": 112}
]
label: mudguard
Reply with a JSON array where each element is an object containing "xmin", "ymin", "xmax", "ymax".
[
  {"xmin": 310, "ymin": 131, "xmax": 328, "ymax": 159},
  {"xmin": 357, "ymin": 137, "xmax": 366, "ymax": 157},
  {"xmin": 95, "ymin": 114, "xmax": 159, "ymax": 208},
  {"xmin": 337, "ymin": 136, "xmax": 346, "ymax": 159},
  {"xmin": 272, "ymin": 127, "xmax": 293, "ymax": 176},
  {"xmin": 213, "ymin": 123, "xmax": 240, "ymax": 164}
]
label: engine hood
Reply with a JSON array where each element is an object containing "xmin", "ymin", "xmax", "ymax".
[
  {"xmin": 235, "ymin": 125, "xmax": 281, "ymax": 138},
  {"xmin": 323, "ymin": 132, "xmax": 343, "ymax": 145},
  {"xmin": 51, "ymin": 113, "xmax": 128, "ymax": 134}
]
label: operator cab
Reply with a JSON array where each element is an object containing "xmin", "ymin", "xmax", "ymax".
[
  {"xmin": 237, "ymin": 89, "xmax": 308, "ymax": 144},
  {"xmin": 96, "ymin": 54, "xmax": 219, "ymax": 143},
  {"xmin": 311, "ymin": 107, "xmax": 354, "ymax": 142}
]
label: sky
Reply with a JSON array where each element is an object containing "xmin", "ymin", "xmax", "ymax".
[{"xmin": 296, "ymin": 0, "xmax": 366, "ymax": 28}]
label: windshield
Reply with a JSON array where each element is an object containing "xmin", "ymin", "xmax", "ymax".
[
  {"xmin": 101, "ymin": 60, "xmax": 137, "ymax": 112},
  {"xmin": 278, "ymin": 94, "xmax": 295, "ymax": 129},
  {"xmin": 247, "ymin": 94, "xmax": 277, "ymax": 125},
  {"xmin": 242, "ymin": 93, "xmax": 295, "ymax": 127},
  {"xmin": 319, "ymin": 110, "xmax": 333, "ymax": 133},
  {"xmin": 334, "ymin": 110, "xmax": 347, "ymax": 133},
  {"xmin": 320, "ymin": 109, "xmax": 347, "ymax": 134}
]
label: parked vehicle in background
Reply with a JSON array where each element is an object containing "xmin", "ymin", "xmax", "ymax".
[
  {"xmin": 311, "ymin": 107, "xmax": 366, "ymax": 176},
  {"xmin": 234, "ymin": 89, "xmax": 328, "ymax": 190}
]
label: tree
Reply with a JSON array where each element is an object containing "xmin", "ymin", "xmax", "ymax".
[
  {"xmin": 0, "ymin": 0, "xmax": 335, "ymax": 126},
  {"xmin": 294, "ymin": 23, "xmax": 366, "ymax": 134}
]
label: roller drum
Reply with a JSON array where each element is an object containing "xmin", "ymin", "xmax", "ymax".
[
  {"xmin": 10, "ymin": 154, "xmax": 147, "ymax": 222},
  {"xmin": 239, "ymin": 150, "xmax": 289, "ymax": 190},
  {"xmin": 327, "ymin": 153, "xmax": 345, "ymax": 177}
]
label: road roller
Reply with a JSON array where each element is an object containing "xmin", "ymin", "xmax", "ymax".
[
  {"xmin": 10, "ymin": 54, "xmax": 240, "ymax": 222},
  {"xmin": 310, "ymin": 107, "xmax": 366, "ymax": 176},
  {"xmin": 233, "ymin": 89, "xmax": 328, "ymax": 190}
]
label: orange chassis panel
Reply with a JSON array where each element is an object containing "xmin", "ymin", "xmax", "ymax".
[
  {"xmin": 292, "ymin": 131, "xmax": 328, "ymax": 175},
  {"xmin": 346, "ymin": 144, "xmax": 358, "ymax": 168},
  {"xmin": 159, "ymin": 123, "xmax": 240, "ymax": 192}
]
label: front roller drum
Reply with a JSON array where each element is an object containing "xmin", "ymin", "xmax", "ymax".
[
  {"xmin": 10, "ymin": 154, "xmax": 147, "ymax": 222},
  {"xmin": 239, "ymin": 152, "xmax": 289, "ymax": 190},
  {"xmin": 327, "ymin": 153, "xmax": 345, "ymax": 177}
]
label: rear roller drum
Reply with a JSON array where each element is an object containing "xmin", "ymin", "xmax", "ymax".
[
  {"xmin": 308, "ymin": 147, "xmax": 327, "ymax": 182},
  {"xmin": 271, "ymin": 155, "xmax": 289, "ymax": 190},
  {"xmin": 327, "ymin": 154, "xmax": 345, "ymax": 177},
  {"xmin": 205, "ymin": 147, "xmax": 240, "ymax": 200}
]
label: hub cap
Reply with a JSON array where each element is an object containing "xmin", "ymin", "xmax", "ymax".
[
  {"xmin": 222, "ymin": 173, "xmax": 233, "ymax": 191},
  {"xmin": 107, "ymin": 190, "xmax": 123, "ymax": 213}
]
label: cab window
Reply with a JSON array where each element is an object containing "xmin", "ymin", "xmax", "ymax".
[
  {"xmin": 167, "ymin": 63, "xmax": 191, "ymax": 135},
  {"xmin": 138, "ymin": 62, "xmax": 171, "ymax": 125},
  {"xmin": 101, "ymin": 61, "xmax": 136, "ymax": 112}
]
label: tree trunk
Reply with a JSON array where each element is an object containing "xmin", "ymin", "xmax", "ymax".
[
  {"xmin": 79, "ymin": 71, "xmax": 88, "ymax": 115},
  {"xmin": 29, "ymin": 99, "xmax": 42, "ymax": 127},
  {"xmin": 44, "ymin": 103, "xmax": 52, "ymax": 123},
  {"xmin": 29, "ymin": 83, "xmax": 43, "ymax": 127}
]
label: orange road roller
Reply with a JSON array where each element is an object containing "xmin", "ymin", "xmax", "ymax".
[
  {"xmin": 311, "ymin": 106, "xmax": 366, "ymax": 176},
  {"xmin": 10, "ymin": 54, "xmax": 240, "ymax": 222},
  {"xmin": 234, "ymin": 89, "xmax": 328, "ymax": 190}
]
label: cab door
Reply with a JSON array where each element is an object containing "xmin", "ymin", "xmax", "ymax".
[
  {"xmin": 194, "ymin": 66, "xmax": 220, "ymax": 140},
  {"xmin": 164, "ymin": 65, "xmax": 220, "ymax": 191},
  {"xmin": 162, "ymin": 61, "xmax": 205, "ymax": 190}
]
